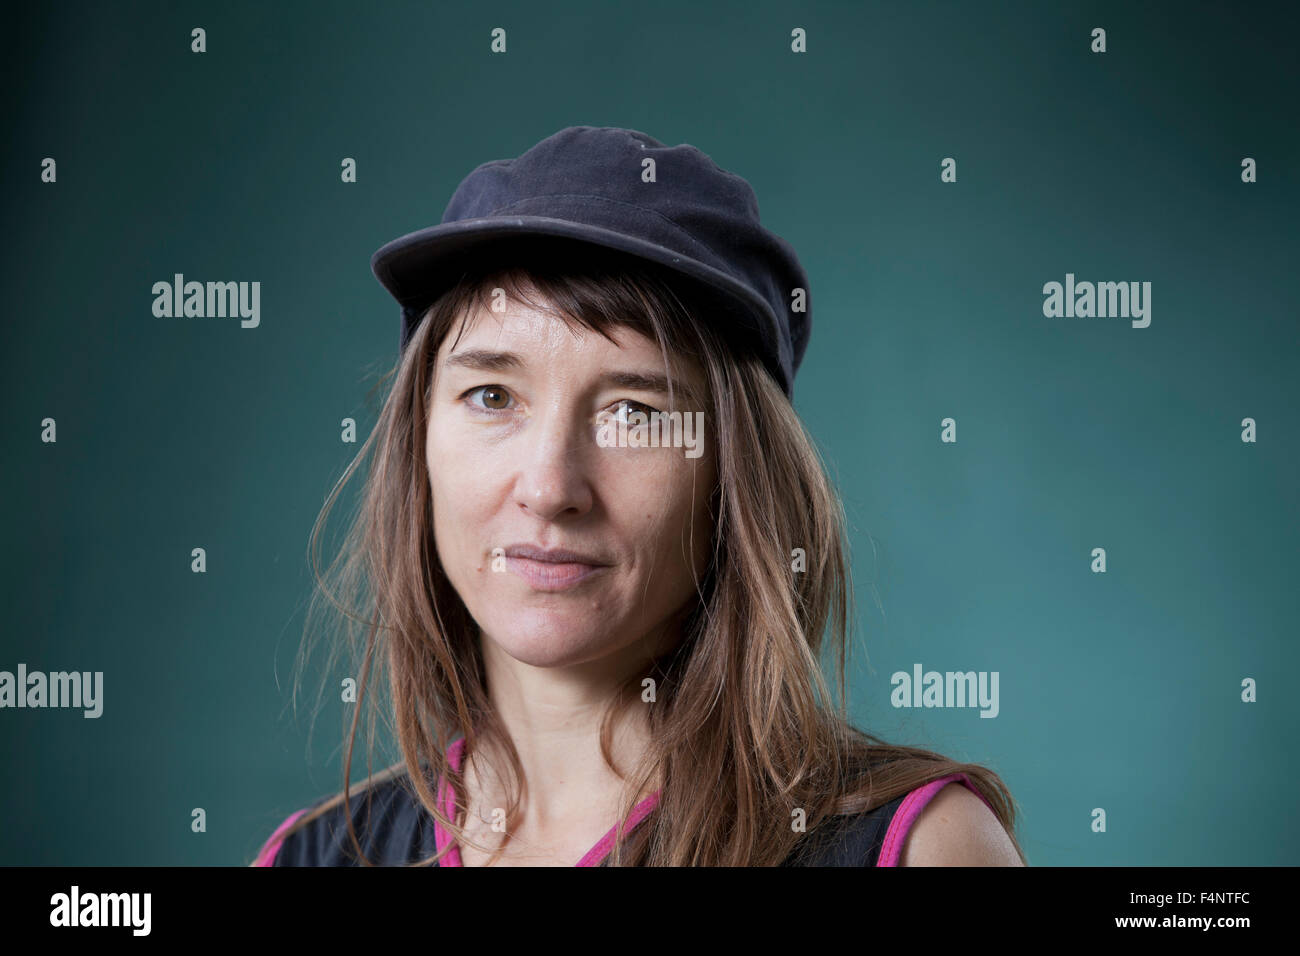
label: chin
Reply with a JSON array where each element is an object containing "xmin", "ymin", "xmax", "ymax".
[{"xmin": 477, "ymin": 607, "xmax": 613, "ymax": 667}]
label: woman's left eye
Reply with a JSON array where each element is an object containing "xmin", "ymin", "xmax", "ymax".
[{"xmin": 609, "ymin": 399, "xmax": 660, "ymax": 422}]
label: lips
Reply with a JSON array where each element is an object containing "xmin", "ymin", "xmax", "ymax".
[{"xmin": 501, "ymin": 543, "xmax": 611, "ymax": 592}]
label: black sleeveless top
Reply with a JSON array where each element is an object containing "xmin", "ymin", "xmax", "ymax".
[{"xmin": 255, "ymin": 763, "xmax": 985, "ymax": 867}]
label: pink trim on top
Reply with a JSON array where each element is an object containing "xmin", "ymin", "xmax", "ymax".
[
  {"xmin": 573, "ymin": 791, "xmax": 660, "ymax": 866},
  {"xmin": 252, "ymin": 808, "xmax": 308, "ymax": 866},
  {"xmin": 433, "ymin": 736, "xmax": 660, "ymax": 867},
  {"xmin": 875, "ymin": 772, "xmax": 998, "ymax": 867},
  {"xmin": 433, "ymin": 738, "xmax": 465, "ymax": 867}
]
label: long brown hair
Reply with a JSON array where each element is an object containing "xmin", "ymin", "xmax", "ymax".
[{"xmin": 256, "ymin": 239, "xmax": 1028, "ymax": 866}]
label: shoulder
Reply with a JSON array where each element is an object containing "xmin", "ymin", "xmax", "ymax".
[
  {"xmin": 252, "ymin": 771, "xmax": 440, "ymax": 867},
  {"xmin": 784, "ymin": 772, "xmax": 1022, "ymax": 867},
  {"xmin": 895, "ymin": 777, "xmax": 1023, "ymax": 867}
]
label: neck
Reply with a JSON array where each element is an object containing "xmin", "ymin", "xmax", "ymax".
[{"xmin": 466, "ymin": 621, "xmax": 672, "ymax": 828}]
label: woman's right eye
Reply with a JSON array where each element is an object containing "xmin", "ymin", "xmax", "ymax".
[{"xmin": 462, "ymin": 385, "xmax": 515, "ymax": 412}]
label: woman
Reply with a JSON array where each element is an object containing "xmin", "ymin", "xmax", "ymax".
[{"xmin": 252, "ymin": 127, "xmax": 1026, "ymax": 866}]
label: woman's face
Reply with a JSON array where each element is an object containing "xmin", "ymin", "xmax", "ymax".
[{"xmin": 426, "ymin": 292, "xmax": 716, "ymax": 670}]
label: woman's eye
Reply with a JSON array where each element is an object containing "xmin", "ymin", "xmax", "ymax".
[
  {"xmin": 609, "ymin": 399, "xmax": 660, "ymax": 422},
  {"xmin": 464, "ymin": 385, "xmax": 514, "ymax": 412}
]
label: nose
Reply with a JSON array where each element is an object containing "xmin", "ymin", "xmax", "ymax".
[{"xmin": 513, "ymin": 401, "xmax": 595, "ymax": 521}]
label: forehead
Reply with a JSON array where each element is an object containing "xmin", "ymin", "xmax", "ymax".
[
  {"xmin": 441, "ymin": 297, "xmax": 647, "ymax": 355},
  {"xmin": 436, "ymin": 298, "xmax": 709, "ymax": 405},
  {"xmin": 449, "ymin": 297, "xmax": 699, "ymax": 368}
]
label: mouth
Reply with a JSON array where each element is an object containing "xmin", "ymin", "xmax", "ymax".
[
  {"xmin": 505, "ymin": 556, "xmax": 608, "ymax": 591},
  {"xmin": 501, "ymin": 544, "xmax": 612, "ymax": 592}
]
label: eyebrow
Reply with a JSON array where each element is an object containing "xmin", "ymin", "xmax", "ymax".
[
  {"xmin": 442, "ymin": 348, "xmax": 704, "ymax": 407},
  {"xmin": 442, "ymin": 348, "xmax": 526, "ymax": 375}
]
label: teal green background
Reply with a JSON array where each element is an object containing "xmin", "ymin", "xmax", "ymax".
[{"xmin": 2, "ymin": 0, "xmax": 1296, "ymax": 866}]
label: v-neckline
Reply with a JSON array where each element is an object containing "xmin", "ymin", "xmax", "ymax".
[{"xmin": 432, "ymin": 737, "xmax": 660, "ymax": 866}]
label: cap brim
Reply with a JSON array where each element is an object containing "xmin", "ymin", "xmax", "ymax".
[{"xmin": 370, "ymin": 216, "xmax": 783, "ymax": 382}]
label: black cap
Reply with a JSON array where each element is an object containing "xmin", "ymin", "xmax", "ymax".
[{"xmin": 370, "ymin": 125, "xmax": 811, "ymax": 399}]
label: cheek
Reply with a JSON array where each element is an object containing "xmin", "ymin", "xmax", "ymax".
[
  {"xmin": 427, "ymin": 421, "xmax": 495, "ymax": 554},
  {"xmin": 625, "ymin": 457, "xmax": 716, "ymax": 575},
  {"xmin": 428, "ymin": 413, "xmax": 496, "ymax": 487}
]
